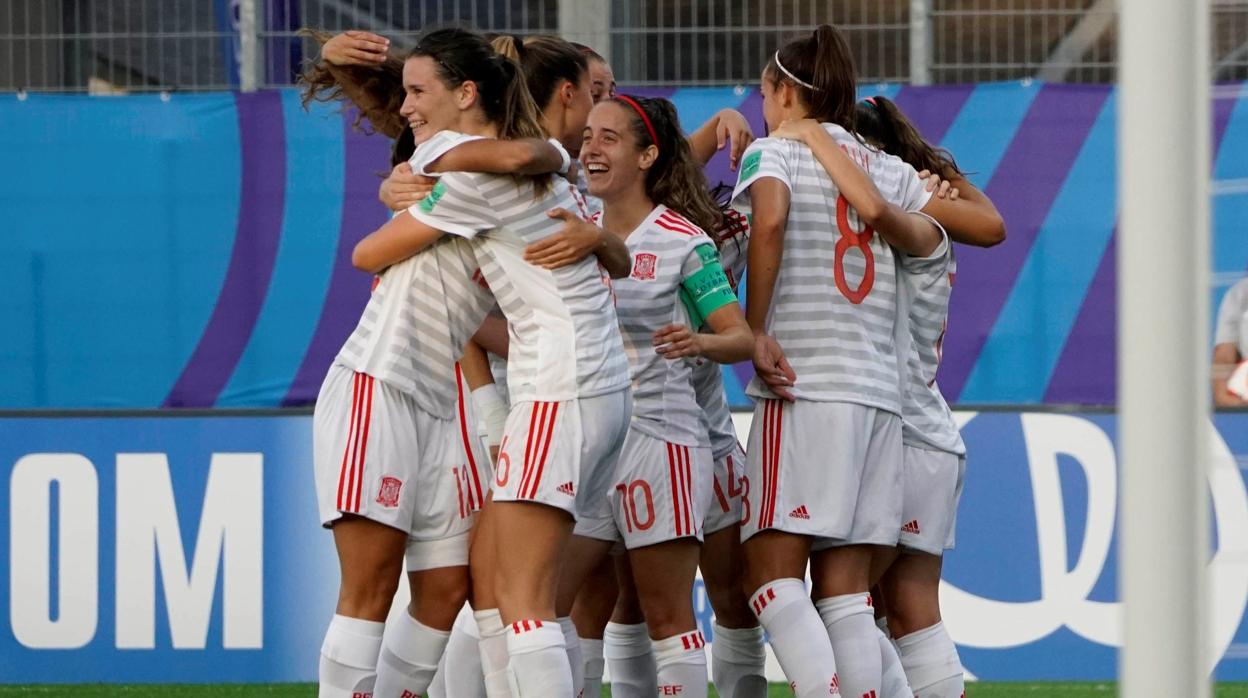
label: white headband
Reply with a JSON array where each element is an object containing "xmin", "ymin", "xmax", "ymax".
[{"xmin": 773, "ymin": 51, "xmax": 818, "ymax": 91}]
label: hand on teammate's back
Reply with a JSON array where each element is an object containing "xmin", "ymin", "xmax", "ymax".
[
  {"xmin": 523, "ymin": 208, "xmax": 601, "ymax": 269},
  {"xmin": 918, "ymin": 170, "xmax": 959, "ymax": 200},
  {"xmin": 321, "ymin": 30, "xmax": 390, "ymax": 66},
  {"xmin": 379, "ymin": 162, "xmax": 436, "ymax": 211},
  {"xmin": 753, "ymin": 334, "xmax": 797, "ymax": 401},
  {"xmin": 716, "ymin": 109, "xmax": 756, "ymax": 171}
]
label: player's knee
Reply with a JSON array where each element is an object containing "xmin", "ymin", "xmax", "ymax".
[
  {"xmin": 705, "ymin": 584, "xmax": 753, "ymax": 628},
  {"xmin": 337, "ymin": 575, "xmax": 402, "ymax": 621}
]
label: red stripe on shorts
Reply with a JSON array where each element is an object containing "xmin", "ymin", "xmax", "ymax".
[
  {"xmin": 667, "ymin": 442, "xmax": 683, "ymax": 536},
  {"xmin": 353, "ymin": 375, "xmax": 375, "ymax": 513},
  {"xmin": 528, "ymin": 402, "xmax": 559, "ymax": 499},
  {"xmin": 336, "ymin": 372, "xmax": 362, "ymax": 510},
  {"xmin": 455, "ymin": 363, "xmax": 484, "ymax": 510},
  {"xmin": 768, "ymin": 400, "xmax": 782, "ymax": 527},
  {"xmin": 519, "ymin": 403, "xmax": 542, "ymax": 498}
]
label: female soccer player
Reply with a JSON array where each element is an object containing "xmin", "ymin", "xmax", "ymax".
[
  {"xmin": 573, "ymin": 94, "xmax": 753, "ymax": 698},
  {"xmin": 730, "ymin": 25, "xmax": 938, "ymax": 698},
  {"xmin": 760, "ymin": 99, "xmax": 1004, "ymax": 698},
  {"xmin": 351, "ymin": 28, "xmax": 632, "ymax": 698}
]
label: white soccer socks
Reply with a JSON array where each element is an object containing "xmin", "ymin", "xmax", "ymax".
[
  {"xmin": 428, "ymin": 606, "xmax": 486, "ymax": 698},
  {"xmin": 603, "ymin": 621, "xmax": 658, "ymax": 697},
  {"xmin": 652, "ymin": 630, "xmax": 709, "ymax": 698},
  {"xmin": 474, "ymin": 608, "xmax": 513, "ymax": 698},
  {"xmin": 319, "ymin": 614, "xmax": 385, "ymax": 698},
  {"xmin": 749, "ymin": 579, "xmax": 841, "ymax": 698},
  {"xmin": 896, "ymin": 622, "xmax": 964, "ymax": 698},
  {"xmin": 710, "ymin": 623, "xmax": 767, "ymax": 698},
  {"xmin": 580, "ymin": 637, "xmax": 605, "ymax": 698},
  {"xmin": 875, "ymin": 622, "xmax": 912, "ymax": 698},
  {"xmin": 557, "ymin": 617, "xmax": 585, "ymax": 697},
  {"xmin": 816, "ymin": 593, "xmax": 883, "ymax": 698},
  {"xmin": 374, "ymin": 612, "xmax": 451, "ymax": 698},
  {"xmin": 505, "ymin": 619, "xmax": 573, "ymax": 697}
]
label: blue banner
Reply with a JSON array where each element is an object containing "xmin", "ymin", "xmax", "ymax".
[{"xmin": 2, "ymin": 410, "xmax": 1247, "ymax": 683}]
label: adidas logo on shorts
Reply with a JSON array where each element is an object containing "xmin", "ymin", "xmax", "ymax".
[
  {"xmin": 902, "ymin": 519, "xmax": 922, "ymax": 534},
  {"xmin": 557, "ymin": 481, "xmax": 575, "ymax": 496},
  {"xmin": 788, "ymin": 505, "xmax": 811, "ymax": 519}
]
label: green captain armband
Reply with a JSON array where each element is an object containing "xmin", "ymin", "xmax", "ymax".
[{"xmin": 679, "ymin": 244, "xmax": 738, "ymax": 328}]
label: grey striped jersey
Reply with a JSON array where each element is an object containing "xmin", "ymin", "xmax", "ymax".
[
  {"xmin": 692, "ymin": 211, "xmax": 750, "ymax": 459},
  {"xmin": 899, "ymin": 226, "xmax": 965, "ymax": 455},
  {"xmin": 408, "ymin": 131, "xmax": 629, "ymax": 403},
  {"xmin": 731, "ymin": 125, "xmax": 932, "ymax": 413},
  {"xmin": 334, "ymin": 235, "xmax": 494, "ymax": 417},
  {"xmin": 614, "ymin": 205, "xmax": 728, "ymax": 447}
]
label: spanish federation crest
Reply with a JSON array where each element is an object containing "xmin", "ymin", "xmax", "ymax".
[{"xmin": 376, "ymin": 476, "xmax": 403, "ymax": 508}]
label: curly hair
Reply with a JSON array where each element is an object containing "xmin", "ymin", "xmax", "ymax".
[{"xmin": 297, "ymin": 28, "xmax": 407, "ymax": 140}]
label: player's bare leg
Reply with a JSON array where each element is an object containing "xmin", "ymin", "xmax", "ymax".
[
  {"xmin": 603, "ymin": 553, "xmax": 656, "ymax": 697},
  {"xmin": 864, "ymin": 549, "xmax": 910, "ymax": 698},
  {"xmin": 701, "ymin": 523, "xmax": 766, "ymax": 698},
  {"xmin": 812, "ymin": 544, "xmax": 887, "ymax": 698},
  {"xmin": 491, "ymin": 500, "xmax": 576, "ymax": 696},
  {"xmin": 741, "ymin": 530, "xmax": 837, "ymax": 698},
  {"xmin": 554, "ymin": 534, "xmax": 615, "ymax": 697},
  {"xmin": 375, "ymin": 563, "xmax": 469, "ymax": 697},
  {"xmin": 628, "ymin": 539, "xmax": 706, "ymax": 698},
  {"xmin": 320, "ymin": 516, "xmax": 407, "ymax": 698},
  {"xmin": 880, "ymin": 554, "xmax": 964, "ymax": 698},
  {"xmin": 571, "ymin": 554, "xmax": 619, "ymax": 698}
]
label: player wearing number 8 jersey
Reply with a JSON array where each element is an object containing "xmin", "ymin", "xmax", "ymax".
[{"xmin": 729, "ymin": 25, "xmax": 934, "ymax": 698}]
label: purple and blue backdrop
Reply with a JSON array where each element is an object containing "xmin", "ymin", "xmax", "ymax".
[{"xmin": 2, "ymin": 82, "xmax": 1247, "ymax": 409}]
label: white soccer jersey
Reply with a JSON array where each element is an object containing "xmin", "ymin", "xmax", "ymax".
[
  {"xmin": 408, "ymin": 131, "xmax": 629, "ymax": 403},
  {"xmin": 612, "ymin": 205, "xmax": 733, "ymax": 447},
  {"xmin": 1215, "ymin": 277, "xmax": 1248, "ymax": 356},
  {"xmin": 898, "ymin": 226, "xmax": 965, "ymax": 455},
  {"xmin": 692, "ymin": 211, "xmax": 750, "ymax": 460},
  {"xmin": 576, "ymin": 167, "xmax": 604, "ymax": 219},
  {"xmin": 334, "ymin": 235, "xmax": 494, "ymax": 418},
  {"xmin": 732, "ymin": 126, "xmax": 932, "ymax": 413}
]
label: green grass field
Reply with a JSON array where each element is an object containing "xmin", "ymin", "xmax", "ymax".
[{"xmin": 3, "ymin": 685, "xmax": 1248, "ymax": 697}]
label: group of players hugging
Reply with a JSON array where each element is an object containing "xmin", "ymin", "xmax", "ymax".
[{"xmin": 302, "ymin": 20, "xmax": 1005, "ymax": 698}]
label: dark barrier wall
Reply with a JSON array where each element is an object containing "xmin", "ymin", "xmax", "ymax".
[
  {"xmin": 1, "ymin": 409, "xmax": 1246, "ymax": 682},
  {"xmin": 3, "ymin": 84, "xmax": 1248, "ymax": 408}
]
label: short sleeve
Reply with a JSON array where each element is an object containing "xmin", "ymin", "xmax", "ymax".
[
  {"xmin": 899, "ymin": 211, "xmax": 951, "ymax": 273},
  {"xmin": 407, "ymin": 171, "xmax": 498, "ymax": 238},
  {"xmin": 1215, "ymin": 279, "xmax": 1248, "ymax": 346},
  {"xmin": 882, "ymin": 151, "xmax": 933, "ymax": 213},
  {"xmin": 408, "ymin": 131, "xmax": 483, "ymax": 176},
  {"xmin": 731, "ymin": 139, "xmax": 792, "ymax": 214}
]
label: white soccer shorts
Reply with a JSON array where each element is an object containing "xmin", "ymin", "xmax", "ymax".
[
  {"xmin": 743, "ymin": 398, "xmax": 904, "ymax": 548},
  {"xmin": 490, "ymin": 389, "xmax": 630, "ymax": 521},
  {"xmin": 313, "ymin": 364, "xmax": 478, "ymax": 567},
  {"xmin": 897, "ymin": 444, "xmax": 965, "ymax": 556},
  {"xmin": 607, "ymin": 427, "xmax": 714, "ymax": 549},
  {"xmin": 703, "ymin": 441, "xmax": 747, "ymax": 535}
]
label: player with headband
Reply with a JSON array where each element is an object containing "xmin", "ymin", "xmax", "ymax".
[
  {"xmin": 768, "ymin": 96, "xmax": 1003, "ymax": 698},
  {"xmin": 568, "ymin": 93, "xmax": 753, "ymax": 698},
  {"xmin": 731, "ymin": 25, "xmax": 938, "ymax": 698}
]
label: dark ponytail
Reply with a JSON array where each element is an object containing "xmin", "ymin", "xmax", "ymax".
[
  {"xmin": 614, "ymin": 94, "xmax": 721, "ymax": 235},
  {"xmin": 766, "ymin": 24, "xmax": 857, "ymax": 131},
  {"xmin": 407, "ymin": 28, "xmax": 545, "ymax": 142},
  {"xmin": 856, "ymin": 96, "xmax": 963, "ymax": 179}
]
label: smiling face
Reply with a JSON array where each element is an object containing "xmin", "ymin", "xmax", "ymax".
[
  {"xmin": 579, "ymin": 101, "xmax": 656, "ymax": 202},
  {"xmin": 399, "ymin": 56, "xmax": 469, "ymax": 144}
]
